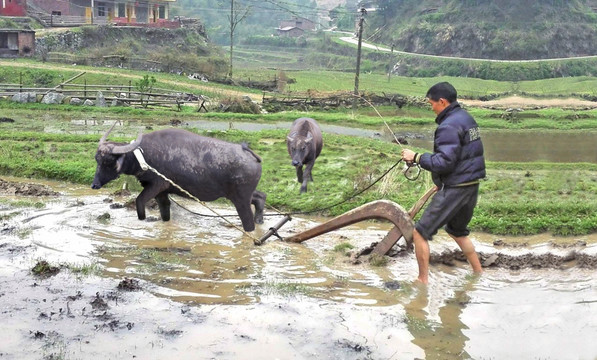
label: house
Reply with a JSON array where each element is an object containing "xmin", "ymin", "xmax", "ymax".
[
  {"xmin": 0, "ymin": 0, "xmax": 27, "ymax": 16},
  {"xmin": 0, "ymin": 29, "xmax": 35, "ymax": 57},
  {"xmin": 279, "ymin": 16, "xmax": 316, "ymax": 32},
  {"xmin": 86, "ymin": 0, "xmax": 177, "ymax": 25},
  {"xmin": 276, "ymin": 26, "xmax": 304, "ymax": 38},
  {"xmin": 6, "ymin": 1, "xmax": 177, "ymax": 26}
]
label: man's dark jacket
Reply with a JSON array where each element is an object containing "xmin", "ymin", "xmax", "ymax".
[{"xmin": 418, "ymin": 102, "xmax": 486, "ymax": 187}]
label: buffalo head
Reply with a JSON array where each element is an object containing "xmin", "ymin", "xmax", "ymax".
[
  {"xmin": 287, "ymin": 131, "xmax": 313, "ymax": 167},
  {"xmin": 91, "ymin": 123, "xmax": 143, "ymax": 189}
]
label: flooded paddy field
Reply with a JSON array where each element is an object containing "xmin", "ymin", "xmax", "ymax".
[
  {"xmin": 66, "ymin": 118, "xmax": 597, "ymax": 163},
  {"xmin": 1, "ymin": 178, "xmax": 596, "ymax": 359}
]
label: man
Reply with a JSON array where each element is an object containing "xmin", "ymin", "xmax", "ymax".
[{"xmin": 401, "ymin": 82, "xmax": 485, "ymax": 284}]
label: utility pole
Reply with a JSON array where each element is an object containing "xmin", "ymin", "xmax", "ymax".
[
  {"xmin": 227, "ymin": 0, "xmax": 251, "ymax": 79},
  {"xmin": 229, "ymin": 0, "xmax": 234, "ymax": 78},
  {"xmin": 353, "ymin": 7, "xmax": 366, "ymax": 108}
]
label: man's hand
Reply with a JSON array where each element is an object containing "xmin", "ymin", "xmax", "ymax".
[{"xmin": 401, "ymin": 149, "xmax": 417, "ymax": 163}]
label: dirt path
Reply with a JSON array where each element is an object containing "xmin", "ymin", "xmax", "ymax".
[
  {"xmin": 339, "ymin": 36, "xmax": 597, "ymax": 63},
  {"xmin": 461, "ymin": 95, "xmax": 597, "ymax": 109}
]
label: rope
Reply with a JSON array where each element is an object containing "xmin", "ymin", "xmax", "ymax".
[
  {"xmin": 291, "ymin": 159, "xmax": 405, "ymax": 216},
  {"xmin": 130, "ymin": 93, "xmax": 424, "ymax": 238},
  {"xmin": 132, "ymin": 149, "xmax": 261, "ymax": 243},
  {"xmin": 168, "ymin": 195, "xmax": 281, "ymax": 218},
  {"xmin": 168, "ymin": 158, "xmax": 411, "ymax": 219},
  {"xmin": 352, "ymin": 92, "xmax": 423, "ymax": 178},
  {"xmin": 163, "ymin": 91, "xmax": 425, "ymax": 220}
]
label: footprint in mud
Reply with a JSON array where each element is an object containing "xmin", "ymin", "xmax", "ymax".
[
  {"xmin": 157, "ymin": 328, "xmax": 184, "ymax": 338},
  {"xmin": 117, "ymin": 278, "xmax": 142, "ymax": 291},
  {"xmin": 90, "ymin": 292, "xmax": 109, "ymax": 311}
]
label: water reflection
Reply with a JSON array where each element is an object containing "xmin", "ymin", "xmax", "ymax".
[
  {"xmin": 405, "ymin": 130, "xmax": 597, "ymax": 163},
  {"xmin": 403, "ymin": 278, "xmax": 476, "ymax": 360}
]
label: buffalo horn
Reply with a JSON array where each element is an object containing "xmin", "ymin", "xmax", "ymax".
[
  {"xmin": 99, "ymin": 121, "xmax": 118, "ymax": 145},
  {"xmin": 111, "ymin": 131, "xmax": 143, "ymax": 154}
]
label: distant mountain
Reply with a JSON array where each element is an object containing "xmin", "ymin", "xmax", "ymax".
[{"xmin": 365, "ymin": 0, "xmax": 597, "ymax": 60}]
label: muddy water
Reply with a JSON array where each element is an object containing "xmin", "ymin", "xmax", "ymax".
[{"xmin": 1, "ymin": 180, "xmax": 597, "ymax": 359}]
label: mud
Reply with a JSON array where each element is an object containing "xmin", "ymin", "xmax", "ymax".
[
  {"xmin": 0, "ymin": 178, "xmax": 60, "ymax": 196},
  {"xmin": 355, "ymin": 237, "xmax": 596, "ymax": 270},
  {"xmin": 1, "ymin": 178, "xmax": 597, "ymax": 359}
]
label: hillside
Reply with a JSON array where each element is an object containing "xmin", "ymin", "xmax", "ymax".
[
  {"xmin": 35, "ymin": 24, "xmax": 227, "ymax": 77},
  {"xmin": 366, "ymin": 0, "xmax": 597, "ymax": 60}
]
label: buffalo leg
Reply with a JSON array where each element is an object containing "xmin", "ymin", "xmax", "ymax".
[
  {"xmin": 251, "ymin": 190, "xmax": 266, "ymax": 224},
  {"xmin": 295, "ymin": 166, "xmax": 303, "ymax": 184},
  {"xmin": 305, "ymin": 161, "xmax": 315, "ymax": 182},
  {"xmin": 136, "ymin": 183, "xmax": 166, "ymax": 221},
  {"xmin": 233, "ymin": 199, "xmax": 256, "ymax": 232},
  {"xmin": 300, "ymin": 162, "xmax": 315, "ymax": 193},
  {"xmin": 155, "ymin": 192, "xmax": 171, "ymax": 221}
]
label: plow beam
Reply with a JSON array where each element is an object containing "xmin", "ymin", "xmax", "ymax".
[
  {"xmin": 372, "ymin": 186, "xmax": 437, "ymax": 255},
  {"xmin": 285, "ymin": 200, "xmax": 415, "ymax": 244}
]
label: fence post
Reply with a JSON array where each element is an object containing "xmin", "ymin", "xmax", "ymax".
[
  {"xmin": 19, "ymin": 72, "xmax": 22, "ymax": 93},
  {"xmin": 128, "ymin": 80, "xmax": 131, "ymax": 98},
  {"xmin": 84, "ymin": 79, "xmax": 87, "ymax": 99}
]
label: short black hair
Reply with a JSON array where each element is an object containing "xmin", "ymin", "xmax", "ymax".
[{"xmin": 426, "ymin": 82, "xmax": 457, "ymax": 103}]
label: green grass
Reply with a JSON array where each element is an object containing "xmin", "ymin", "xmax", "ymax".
[
  {"xmin": 5, "ymin": 58, "xmax": 597, "ymax": 100},
  {"xmin": 259, "ymin": 280, "xmax": 313, "ymax": 297},
  {"xmin": 66, "ymin": 262, "xmax": 103, "ymax": 277},
  {"xmin": 333, "ymin": 242, "xmax": 355, "ymax": 254},
  {"xmin": 0, "ymin": 199, "xmax": 46, "ymax": 209},
  {"xmin": 2, "ymin": 62, "xmax": 597, "ymax": 236},
  {"xmin": 1, "ymin": 122, "xmax": 596, "ymax": 236}
]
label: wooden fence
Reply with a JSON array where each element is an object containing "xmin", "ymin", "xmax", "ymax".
[{"xmin": 0, "ymin": 72, "xmax": 208, "ymax": 111}]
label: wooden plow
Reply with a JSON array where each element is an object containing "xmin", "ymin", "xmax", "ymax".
[{"xmin": 257, "ymin": 187, "xmax": 437, "ymax": 256}]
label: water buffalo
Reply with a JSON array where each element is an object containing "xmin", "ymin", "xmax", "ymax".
[
  {"xmin": 91, "ymin": 125, "xmax": 266, "ymax": 232},
  {"xmin": 286, "ymin": 117, "xmax": 323, "ymax": 193}
]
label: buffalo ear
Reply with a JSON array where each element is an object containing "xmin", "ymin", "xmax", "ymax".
[{"xmin": 116, "ymin": 155, "xmax": 125, "ymax": 173}]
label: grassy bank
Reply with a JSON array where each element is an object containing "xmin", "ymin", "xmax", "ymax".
[{"xmin": 1, "ymin": 124, "xmax": 596, "ymax": 236}]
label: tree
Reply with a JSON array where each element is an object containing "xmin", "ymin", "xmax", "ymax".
[
  {"xmin": 135, "ymin": 75, "xmax": 156, "ymax": 108},
  {"xmin": 227, "ymin": 0, "xmax": 251, "ymax": 78}
]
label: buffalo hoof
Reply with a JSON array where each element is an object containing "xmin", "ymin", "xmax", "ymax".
[{"xmin": 254, "ymin": 212, "xmax": 264, "ymax": 224}]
